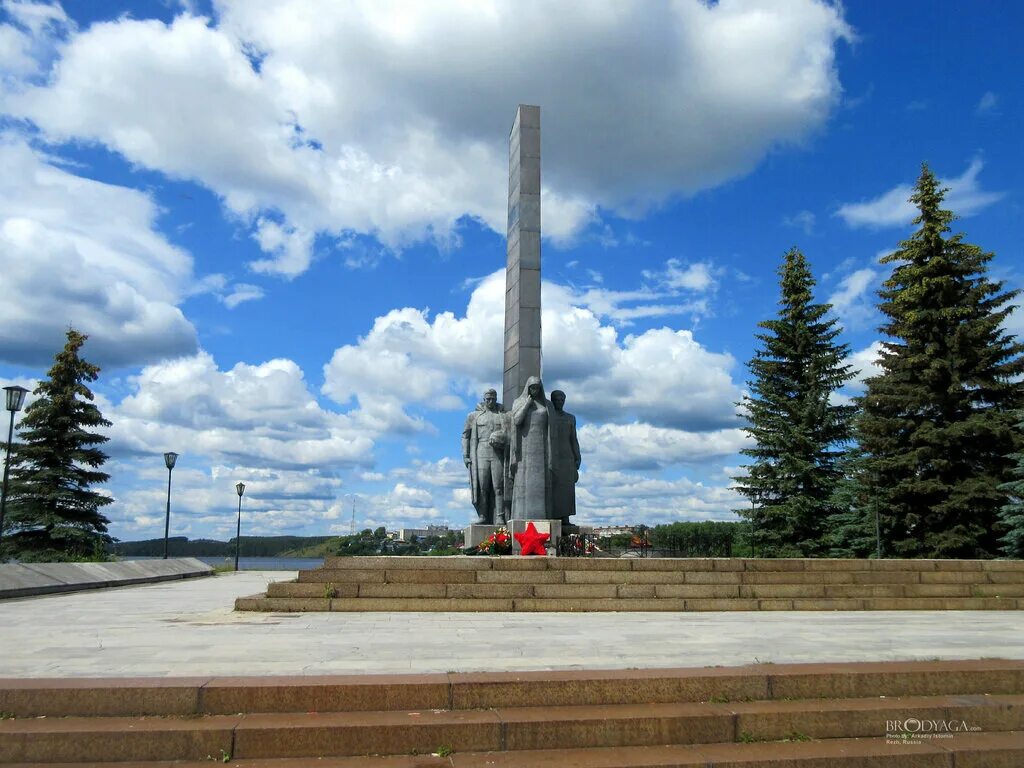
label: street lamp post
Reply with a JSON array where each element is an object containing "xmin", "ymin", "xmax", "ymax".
[
  {"xmin": 162, "ymin": 452, "xmax": 178, "ymax": 559},
  {"xmin": 0, "ymin": 385, "xmax": 29, "ymax": 550},
  {"xmin": 234, "ymin": 482, "xmax": 246, "ymax": 571}
]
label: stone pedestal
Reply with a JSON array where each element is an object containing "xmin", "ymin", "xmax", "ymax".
[
  {"xmin": 464, "ymin": 524, "xmax": 500, "ymax": 549},
  {"xmin": 511, "ymin": 518, "xmax": 560, "ymax": 555}
]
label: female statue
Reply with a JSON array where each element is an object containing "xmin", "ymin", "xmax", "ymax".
[{"xmin": 509, "ymin": 376, "xmax": 555, "ymax": 519}]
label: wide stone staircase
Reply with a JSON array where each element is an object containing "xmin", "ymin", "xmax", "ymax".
[
  {"xmin": 1, "ymin": 660, "xmax": 1022, "ymax": 766},
  {"xmin": 235, "ymin": 556, "xmax": 1024, "ymax": 612}
]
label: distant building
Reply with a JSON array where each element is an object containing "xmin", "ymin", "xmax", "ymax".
[
  {"xmin": 591, "ymin": 525, "xmax": 636, "ymax": 538},
  {"xmin": 396, "ymin": 524, "xmax": 451, "ymax": 542}
]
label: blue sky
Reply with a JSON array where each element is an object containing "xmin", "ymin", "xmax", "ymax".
[{"xmin": 0, "ymin": 0, "xmax": 1020, "ymax": 542}]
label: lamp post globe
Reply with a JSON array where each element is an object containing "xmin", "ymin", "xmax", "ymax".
[
  {"xmin": 234, "ymin": 482, "xmax": 245, "ymax": 571},
  {"xmin": 0, "ymin": 385, "xmax": 30, "ymax": 550},
  {"xmin": 4, "ymin": 385, "xmax": 28, "ymax": 413},
  {"xmin": 162, "ymin": 452, "xmax": 178, "ymax": 559}
]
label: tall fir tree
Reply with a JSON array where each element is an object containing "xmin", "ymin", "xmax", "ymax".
[
  {"xmin": 857, "ymin": 165, "xmax": 1024, "ymax": 559},
  {"xmin": 997, "ymin": 414, "xmax": 1024, "ymax": 558},
  {"xmin": 823, "ymin": 446, "xmax": 880, "ymax": 558},
  {"xmin": 2, "ymin": 329, "xmax": 114, "ymax": 561},
  {"xmin": 735, "ymin": 248, "xmax": 856, "ymax": 556}
]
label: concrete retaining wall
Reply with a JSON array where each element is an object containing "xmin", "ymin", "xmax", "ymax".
[{"xmin": 0, "ymin": 558, "xmax": 213, "ymax": 599}]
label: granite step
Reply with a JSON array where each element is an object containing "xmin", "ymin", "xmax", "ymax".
[
  {"xmin": 267, "ymin": 580, "xmax": 1024, "ymax": 600},
  {"xmin": 2, "ymin": 694, "xmax": 1022, "ymax": 762},
  {"xmin": 292, "ymin": 561, "xmax": 1024, "ymax": 586},
  {"xmin": 315, "ymin": 556, "xmax": 1024, "ymax": 573},
  {"xmin": 0, "ymin": 714, "xmax": 241, "ymax": 764},
  {"xmin": 256, "ymin": 557, "xmax": 1024, "ymax": 612},
  {"xmin": 3, "ymin": 662, "xmax": 1023, "ymax": 764},
  {"xmin": 6, "ymin": 730, "xmax": 1024, "ymax": 767},
  {"xmin": 236, "ymin": 594, "xmax": 1024, "ymax": 611},
  {"xmin": 249, "ymin": 555, "xmax": 1024, "ymax": 613},
  {"xmin": 4, "ymin": 660, "xmax": 1023, "ymax": 717},
  {"xmin": 5, "ymin": 731, "xmax": 1024, "ymax": 766}
]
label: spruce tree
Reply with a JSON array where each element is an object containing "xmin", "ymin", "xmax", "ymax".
[
  {"xmin": 824, "ymin": 446, "xmax": 879, "ymax": 558},
  {"xmin": 735, "ymin": 248, "xmax": 856, "ymax": 556},
  {"xmin": 857, "ymin": 165, "xmax": 1024, "ymax": 559},
  {"xmin": 2, "ymin": 329, "xmax": 114, "ymax": 561},
  {"xmin": 997, "ymin": 415, "xmax": 1024, "ymax": 558}
]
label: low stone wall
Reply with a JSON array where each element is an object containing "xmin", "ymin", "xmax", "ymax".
[
  {"xmin": 238, "ymin": 556, "xmax": 1024, "ymax": 612},
  {"xmin": 0, "ymin": 558, "xmax": 213, "ymax": 599}
]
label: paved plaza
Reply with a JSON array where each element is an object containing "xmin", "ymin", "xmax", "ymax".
[{"xmin": 2, "ymin": 571, "xmax": 1023, "ymax": 678}]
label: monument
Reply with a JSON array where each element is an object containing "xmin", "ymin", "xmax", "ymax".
[
  {"xmin": 462, "ymin": 388, "xmax": 508, "ymax": 525},
  {"xmin": 462, "ymin": 106, "xmax": 582, "ymax": 549},
  {"xmin": 508, "ymin": 375, "xmax": 553, "ymax": 521},
  {"xmin": 549, "ymin": 389, "xmax": 581, "ymax": 527},
  {"xmin": 503, "ymin": 105, "xmax": 542, "ymax": 409}
]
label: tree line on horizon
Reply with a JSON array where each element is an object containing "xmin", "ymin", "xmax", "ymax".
[
  {"xmin": 111, "ymin": 535, "xmax": 337, "ymax": 559},
  {"xmin": 734, "ymin": 165, "xmax": 1024, "ymax": 559},
  {"xmin": 1, "ymin": 165, "xmax": 1022, "ymax": 563}
]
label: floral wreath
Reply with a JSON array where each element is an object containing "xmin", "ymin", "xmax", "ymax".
[{"xmin": 478, "ymin": 526, "xmax": 512, "ymax": 555}]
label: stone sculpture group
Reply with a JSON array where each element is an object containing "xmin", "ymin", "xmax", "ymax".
[
  {"xmin": 461, "ymin": 105, "xmax": 584, "ymax": 530},
  {"xmin": 462, "ymin": 378, "xmax": 580, "ymax": 527}
]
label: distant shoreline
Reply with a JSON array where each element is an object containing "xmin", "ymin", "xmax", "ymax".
[{"xmin": 120, "ymin": 555, "xmax": 324, "ymax": 571}]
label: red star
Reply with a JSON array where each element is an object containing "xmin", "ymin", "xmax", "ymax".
[{"xmin": 514, "ymin": 522, "xmax": 550, "ymax": 556}]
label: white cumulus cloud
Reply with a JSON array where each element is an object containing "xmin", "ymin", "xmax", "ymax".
[
  {"xmin": 845, "ymin": 341, "xmax": 884, "ymax": 392},
  {"xmin": 6, "ymin": 0, "xmax": 852, "ymax": 276},
  {"xmin": 581, "ymin": 423, "xmax": 750, "ymax": 472},
  {"xmin": 107, "ymin": 462, "xmax": 344, "ymax": 538},
  {"xmin": 836, "ymin": 158, "xmax": 1004, "ymax": 229},
  {"xmin": 323, "ymin": 270, "xmax": 744, "ymax": 433},
  {"xmin": 0, "ymin": 136, "xmax": 198, "ymax": 367},
  {"xmin": 221, "ymin": 283, "xmax": 265, "ymax": 309},
  {"xmin": 826, "ymin": 267, "xmax": 877, "ymax": 330},
  {"xmin": 109, "ymin": 350, "xmax": 376, "ymax": 469},
  {"xmin": 576, "ymin": 470, "xmax": 745, "ymax": 526}
]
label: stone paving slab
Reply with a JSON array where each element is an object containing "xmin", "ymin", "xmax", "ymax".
[
  {"xmin": 0, "ymin": 558, "xmax": 212, "ymax": 599},
  {"xmin": 1, "ymin": 571, "xmax": 1023, "ymax": 678}
]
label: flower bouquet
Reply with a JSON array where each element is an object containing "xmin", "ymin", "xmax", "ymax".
[
  {"xmin": 569, "ymin": 533, "xmax": 597, "ymax": 554},
  {"xmin": 558, "ymin": 532, "xmax": 602, "ymax": 557},
  {"xmin": 478, "ymin": 526, "xmax": 512, "ymax": 555}
]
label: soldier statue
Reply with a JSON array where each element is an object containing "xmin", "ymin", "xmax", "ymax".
[
  {"xmin": 462, "ymin": 388, "xmax": 509, "ymax": 525},
  {"xmin": 549, "ymin": 389, "xmax": 581, "ymax": 531}
]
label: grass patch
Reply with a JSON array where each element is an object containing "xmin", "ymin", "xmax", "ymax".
[{"xmin": 783, "ymin": 731, "xmax": 813, "ymax": 742}]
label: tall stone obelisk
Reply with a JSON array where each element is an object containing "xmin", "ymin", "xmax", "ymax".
[{"xmin": 503, "ymin": 105, "xmax": 541, "ymax": 408}]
